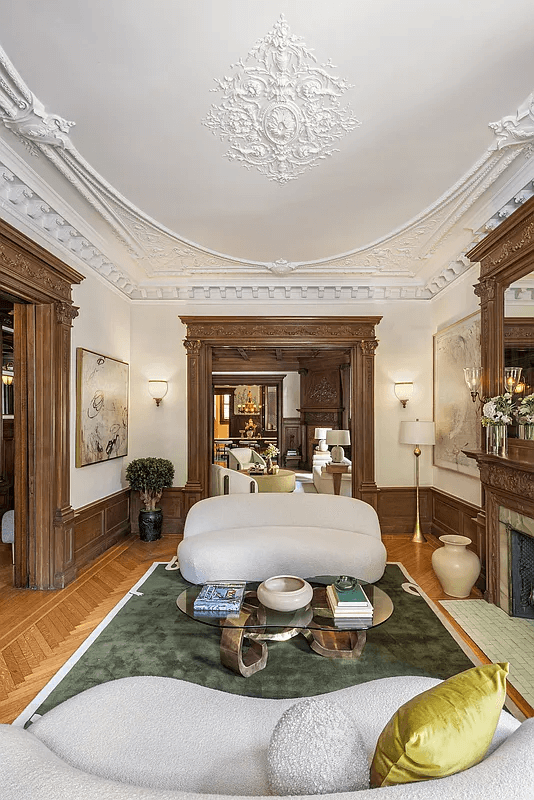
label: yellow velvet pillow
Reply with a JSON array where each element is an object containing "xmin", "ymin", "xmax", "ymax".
[{"xmin": 370, "ymin": 662, "xmax": 509, "ymax": 788}]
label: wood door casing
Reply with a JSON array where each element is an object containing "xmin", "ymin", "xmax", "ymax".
[
  {"xmin": 181, "ymin": 316, "xmax": 382, "ymax": 508},
  {"xmin": 0, "ymin": 219, "xmax": 83, "ymax": 589}
]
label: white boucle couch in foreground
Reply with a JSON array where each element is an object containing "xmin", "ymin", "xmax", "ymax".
[
  {"xmin": 1, "ymin": 675, "xmax": 532, "ymax": 800},
  {"xmin": 177, "ymin": 493, "xmax": 387, "ymax": 584}
]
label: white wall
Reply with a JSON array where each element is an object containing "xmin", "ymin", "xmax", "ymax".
[
  {"xmin": 128, "ymin": 306, "xmax": 188, "ymax": 487},
  {"xmin": 70, "ymin": 267, "xmax": 131, "ymax": 509},
  {"xmin": 125, "ymin": 302, "xmax": 435, "ymax": 492},
  {"xmin": 283, "ymin": 372, "xmax": 300, "ymax": 417},
  {"xmin": 431, "ymin": 267, "xmax": 482, "ymax": 506}
]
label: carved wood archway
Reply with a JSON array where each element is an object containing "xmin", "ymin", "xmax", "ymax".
[
  {"xmin": 180, "ymin": 316, "xmax": 382, "ymax": 509},
  {"xmin": 0, "ymin": 219, "xmax": 83, "ymax": 588}
]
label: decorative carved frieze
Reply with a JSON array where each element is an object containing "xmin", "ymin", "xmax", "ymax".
[
  {"xmin": 479, "ymin": 462, "xmax": 534, "ymax": 501},
  {"xmin": 305, "ymin": 411, "xmax": 338, "ymax": 424},
  {"xmin": 483, "ymin": 220, "xmax": 534, "ymax": 272},
  {"xmin": 202, "ymin": 15, "xmax": 360, "ymax": 185},
  {"xmin": 0, "ymin": 241, "xmax": 71, "ymax": 299},
  {"xmin": 185, "ymin": 321, "xmax": 377, "ymax": 340}
]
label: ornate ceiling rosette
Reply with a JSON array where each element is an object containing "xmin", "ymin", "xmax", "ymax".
[{"xmin": 202, "ymin": 15, "xmax": 360, "ymax": 184}]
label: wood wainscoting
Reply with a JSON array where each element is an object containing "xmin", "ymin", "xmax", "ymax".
[
  {"xmin": 73, "ymin": 489, "xmax": 131, "ymax": 570},
  {"xmin": 377, "ymin": 487, "xmax": 481, "ymax": 546},
  {"xmin": 130, "ymin": 487, "xmax": 187, "ymax": 535}
]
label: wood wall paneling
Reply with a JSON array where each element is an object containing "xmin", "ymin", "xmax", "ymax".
[
  {"xmin": 377, "ymin": 487, "xmax": 432, "ymax": 535},
  {"xmin": 73, "ymin": 489, "xmax": 131, "ymax": 570},
  {"xmin": 130, "ymin": 487, "xmax": 186, "ymax": 535}
]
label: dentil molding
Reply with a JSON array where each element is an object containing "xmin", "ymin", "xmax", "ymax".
[
  {"xmin": 202, "ymin": 15, "xmax": 360, "ymax": 185},
  {"xmin": 1, "ymin": 41, "xmax": 534, "ymax": 299}
]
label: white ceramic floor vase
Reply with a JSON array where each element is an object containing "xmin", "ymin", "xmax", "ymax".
[{"xmin": 431, "ymin": 535, "xmax": 481, "ymax": 598}]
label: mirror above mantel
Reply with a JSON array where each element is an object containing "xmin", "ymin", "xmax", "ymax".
[{"xmin": 468, "ymin": 196, "xmax": 534, "ymax": 462}]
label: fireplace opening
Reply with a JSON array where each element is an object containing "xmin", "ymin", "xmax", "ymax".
[{"xmin": 510, "ymin": 527, "xmax": 534, "ymax": 619}]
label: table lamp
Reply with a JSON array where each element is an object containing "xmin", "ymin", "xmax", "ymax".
[
  {"xmin": 314, "ymin": 427, "xmax": 331, "ymax": 452},
  {"xmin": 399, "ymin": 419, "xmax": 436, "ymax": 543},
  {"xmin": 326, "ymin": 429, "xmax": 350, "ymax": 463}
]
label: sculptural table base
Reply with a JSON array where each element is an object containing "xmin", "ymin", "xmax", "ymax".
[{"xmin": 219, "ymin": 618, "xmax": 367, "ymax": 677}]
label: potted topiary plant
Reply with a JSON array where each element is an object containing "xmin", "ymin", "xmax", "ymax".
[{"xmin": 125, "ymin": 457, "xmax": 175, "ymax": 541}]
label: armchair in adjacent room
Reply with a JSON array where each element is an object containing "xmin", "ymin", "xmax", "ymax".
[{"xmin": 227, "ymin": 447, "xmax": 266, "ymax": 472}]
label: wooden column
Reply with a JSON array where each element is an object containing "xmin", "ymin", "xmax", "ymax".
[
  {"xmin": 351, "ymin": 340, "xmax": 379, "ymax": 509},
  {"xmin": 183, "ymin": 338, "xmax": 209, "ymax": 507},
  {"xmin": 474, "ymin": 276, "xmax": 503, "ymax": 397}
]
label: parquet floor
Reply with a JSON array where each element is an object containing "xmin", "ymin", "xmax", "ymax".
[{"xmin": 0, "ymin": 533, "xmax": 531, "ymax": 723}]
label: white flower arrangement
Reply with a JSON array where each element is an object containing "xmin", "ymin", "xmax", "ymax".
[
  {"xmin": 481, "ymin": 393, "xmax": 513, "ymax": 427},
  {"xmin": 264, "ymin": 443, "xmax": 280, "ymax": 458},
  {"xmin": 517, "ymin": 393, "xmax": 534, "ymax": 424}
]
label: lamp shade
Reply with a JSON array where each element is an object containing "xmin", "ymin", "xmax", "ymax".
[
  {"xmin": 399, "ymin": 420, "xmax": 435, "ymax": 446},
  {"xmin": 314, "ymin": 427, "xmax": 330, "ymax": 440},
  {"xmin": 326, "ymin": 429, "xmax": 351, "ymax": 446},
  {"xmin": 148, "ymin": 380, "xmax": 168, "ymax": 400}
]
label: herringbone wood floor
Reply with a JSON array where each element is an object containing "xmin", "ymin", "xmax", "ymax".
[{"xmin": 0, "ymin": 533, "xmax": 531, "ymax": 723}]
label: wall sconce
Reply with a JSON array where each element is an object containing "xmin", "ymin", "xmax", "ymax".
[
  {"xmin": 1, "ymin": 373, "xmax": 13, "ymax": 386},
  {"xmin": 394, "ymin": 382, "xmax": 413, "ymax": 408},
  {"xmin": 148, "ymin": 380, "xmax": 168, "ymax": 406},
  {"xmin": 463, "ymin": 367, "xmax": 482, "ymax": 403}
]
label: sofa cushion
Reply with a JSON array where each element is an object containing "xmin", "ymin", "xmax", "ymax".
[
  {"xmin": 370, "ymin": 662, "xmax": 509, "ymax": 787},
  {"xmin": 268, "ymin": 697, "xmax": 369, "ymax": 795},
  {"xmin": 178, "ymin": 525, "xmax": 387, "ymax": 583}
]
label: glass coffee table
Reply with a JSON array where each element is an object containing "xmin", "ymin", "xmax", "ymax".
[{"xmin": 176, "ymin": 576, "xmax": 393, "ymax": 677}]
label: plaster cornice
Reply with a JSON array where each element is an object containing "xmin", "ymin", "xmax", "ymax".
[{"xmin": 1, "ymin": 43, "xmax": 534, "ymax": 302}]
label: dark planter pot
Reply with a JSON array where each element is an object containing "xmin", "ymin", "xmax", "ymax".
[{"xmin": 139, "ymin": 509, "xmax": 163, "ymax": 541}]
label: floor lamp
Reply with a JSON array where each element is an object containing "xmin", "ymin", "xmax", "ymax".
[{"xmin": 399, "ymin": 420, "xmax": 436, "ymax": 543}]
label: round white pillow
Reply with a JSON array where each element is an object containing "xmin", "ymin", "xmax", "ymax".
[{"xmin": 267, "ymin": 697, "xmax": 369, "ymax": 795}]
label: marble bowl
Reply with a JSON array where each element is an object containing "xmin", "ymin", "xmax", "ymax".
[{"xmin": 257, "ymin": 575, "xmax": 313, "ymax": 612}]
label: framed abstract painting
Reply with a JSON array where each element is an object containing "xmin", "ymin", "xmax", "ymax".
[
  {"xmin": 433, "ymin": 312, "xmax": 481, "ymax": 477},
  {"xmin": 76, "ymin": 348, "xmax": 129, "ymax": 467}
]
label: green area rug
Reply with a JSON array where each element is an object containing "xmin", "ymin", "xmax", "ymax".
[{"xmin": 24, "ymin": 563, "xmax": 475, "ymax": 722}]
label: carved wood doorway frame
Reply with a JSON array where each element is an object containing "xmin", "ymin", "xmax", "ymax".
[
  {"xmin": 180, "ymin": 316, "xmax": 382, "ymax": 510},
  {"xmin": 0, "ymin": 220, "xmax": 83, "ymax": 589}
]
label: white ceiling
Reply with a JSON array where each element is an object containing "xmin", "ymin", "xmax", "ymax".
[{"xmin": 1, "ymin": 1, "xmax": 534, "ymax": 301}]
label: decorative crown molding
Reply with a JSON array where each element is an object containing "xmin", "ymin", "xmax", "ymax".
[
  {"xmin": 202, "ymin": 15, "xmax": 360, "ymax": 185},
  {"xmin": 1, "ymin": 41, "xmax": 534, "ymax": 302}
]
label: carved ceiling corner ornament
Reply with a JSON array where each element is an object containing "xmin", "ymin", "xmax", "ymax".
[
  {"xmin": 489, "ymin": 92, "xmax": 534, "ymax": 151},
  {"xmin": 55, "ymin": 301, "xmax": 79, "ymax": 326},
  {"xmin": 0, "ymin": 49, "xmax": 75, "ymax": 156},
  {"xmin": 202, "ymin": 14, "xmax": 360, "ymax": 184}
]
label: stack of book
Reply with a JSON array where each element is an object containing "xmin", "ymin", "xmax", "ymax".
[
  {"xmin": 326, "ymin": 581, "xmax": 373, "ymax": 629},
  {"xmin": 193, "ymin": 581, "xmax": 246, "ymax": 617}
]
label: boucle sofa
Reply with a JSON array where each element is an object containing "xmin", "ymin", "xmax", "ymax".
[
  {"xmin": 1, "ymin": 674, "xmax": 531, "ymax": 799},
  {"xmin": 177, "ymin": 493, "xmax": 387, "ymax": 584}
]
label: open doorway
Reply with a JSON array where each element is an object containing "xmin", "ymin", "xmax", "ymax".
[
  {"xmin": 0, "ymin": 298, "xmax": 14, "ymax": 583},
  {"xmin": 180, "ymin": 316, "xmax": 382, "ymax": 509}
]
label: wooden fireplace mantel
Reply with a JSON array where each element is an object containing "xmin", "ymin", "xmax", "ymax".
[{"xmin": 464, "ymin": 450, "xmax": 534, "ymax": 604}]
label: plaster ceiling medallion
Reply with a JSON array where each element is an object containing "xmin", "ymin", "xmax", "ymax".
[{"xmin": 202, "ymin": 14, "xmax": 360, "ymax": 184}]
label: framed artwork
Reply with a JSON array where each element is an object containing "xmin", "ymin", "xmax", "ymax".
[
  {"xmin": 433, "ymin": 312, "xmax": 481, "ymax": 477},
  {"xmin": 76, "ymin": 348, "xmax": 129, "ymax": 467}
]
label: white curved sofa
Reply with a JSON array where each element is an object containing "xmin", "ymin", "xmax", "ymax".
[
  {"xmin": 1, "ymin": 675, "xmax": 531, "ymax": 799},
  {"xmin": 177, "ymin": 493, "xmax": 386, "ymax": 584}
]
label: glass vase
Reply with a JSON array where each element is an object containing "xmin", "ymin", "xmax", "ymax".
[
  {"xmin": 518, "ymin": 423, "xmax": 534, "ymax": 441},
  {"xmin": 485, "ymin": 424, "xmax": 507, "ymax": 457},
  {"xmin": 265, "ymin": 456, "xmax": 274, "ymax": 474}
]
